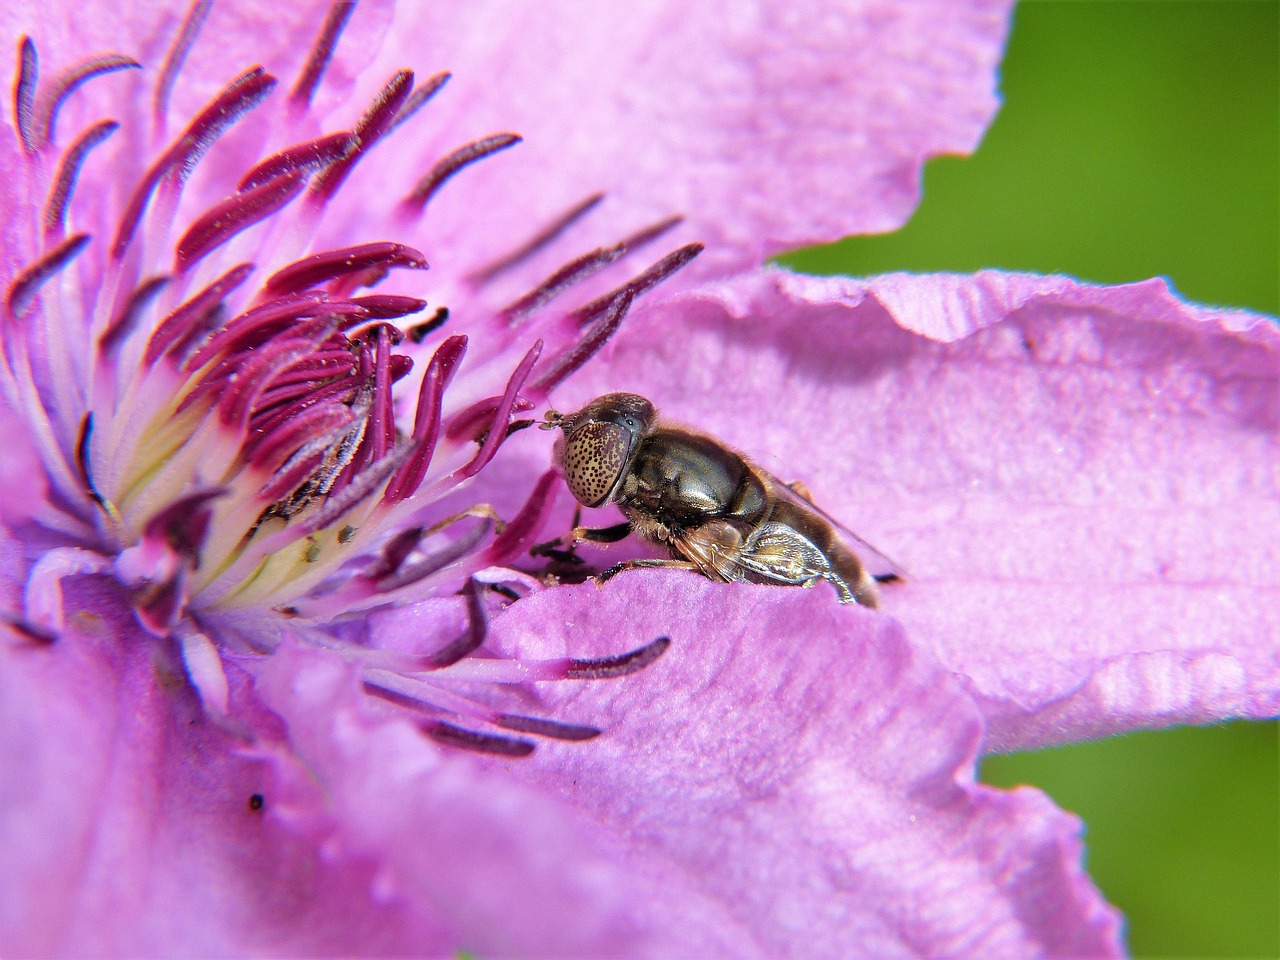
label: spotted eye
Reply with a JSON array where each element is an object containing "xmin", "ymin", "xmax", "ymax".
[{"xmin": 561, "ymin": 420, "xmax": 633, "ymax": 507}]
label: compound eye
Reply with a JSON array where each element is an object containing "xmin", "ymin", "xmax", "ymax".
[{"xmin": 560, "ymin": 420, "xmax": 633, "ymax": 507}]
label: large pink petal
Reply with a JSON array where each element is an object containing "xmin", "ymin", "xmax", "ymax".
[
  {"xmin": 0, "ymin": 581, "xmax": 444, "ymax": 956},
  {"xmin": 351, "ymin": 0, "xmax": 1012, "ymax": 282},
  {"xmin": 480, "ymin": 576, "xmax": 1123, "ymax": 957},
  {"xmin": 545, "ymin": 267, "xmax": 1279, "ymax": 751}
]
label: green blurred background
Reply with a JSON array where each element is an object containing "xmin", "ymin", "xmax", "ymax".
[{"xmin": 781, "ymin": 2, "xmax": 1278, "ymax": 957}]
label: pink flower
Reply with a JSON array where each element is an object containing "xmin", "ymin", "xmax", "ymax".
[{"xmin": 1, "ymin": 2, "xmax": 1273, "ymax": 957}]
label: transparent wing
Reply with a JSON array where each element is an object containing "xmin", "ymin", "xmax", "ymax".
[{"xmin": 764, "ymin": 471, "xmax": 907, "ymax": 581}]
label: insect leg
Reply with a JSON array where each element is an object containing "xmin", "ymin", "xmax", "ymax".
[
  {"xmin": 597, "ymin": 558, "xmax": 700, "ymax": 584},
  {"xmin": 530, "ymin": 519, "xmax": 632, "ymax": 559}
]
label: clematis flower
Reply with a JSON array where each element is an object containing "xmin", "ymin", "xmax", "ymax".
[{"xmin": 1, "ymin": 3, "xmax": 1275, "ymax": 959}]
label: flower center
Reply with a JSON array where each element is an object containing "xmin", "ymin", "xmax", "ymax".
[{"xmin": 3, "ymin": 4, "xmax": 700, "ymax": 754}]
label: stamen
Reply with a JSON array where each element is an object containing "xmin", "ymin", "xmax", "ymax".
[
  {"xmin": 468, "ymin": 192, "xmax": 605, "ymax": 286},
  {"xmin": 443, "ymin": 395, "xmax": 534, "ymax": 444},
  {"xmin": 264, "ymin": 242, "xmax": 427, "ymax": 296},
  {"xmin": 180, "ymin": 291, "xmax": 348, "ymax": 372},
  {"xmin": 383, "ymin": 334, "xmax": 467, "ymax": 503},
  {"xmin": 13, "ymin": 36, "xmax": 37, "ymax": 152},
  {"xmin": 494, "ymin": 714, "xmax": 602, "ymax": 741},
  {"xmin": 403, "ymin": 133, "xmax": 522, "ymax": 211},
  {"xmin": 174, "ymin": 170, "xmax": 307, "ymax": 272},
  {"xmin": 349, "ymin": 294, "xmax": 428, "ymax": 319},
  {"xmin": 1, "ymin": 611, "xmax": 58, "ymax": 645},
  {"xmin": 529, "ymin": 288, "xmax": 633, "ymax": 395},
  {"xmin": 498, "ymin": 244, "xmax": 627, "ymax": 326},
  {"xmin": 312, "ymin": 70, "xmax": 414, "ymax": 201},
  {"xmin": 478, "ymin": 470, "xmax": 560, "ymax": 566},
  {"xmin": 425, "ymin": 577, "xmax": 488, "ymax": 668},
  {"xmin": 291, "ymin": 0, "xmax": 358, "ymax": 107},
  {"xmin": 113, "ymin": 67, "xmax": 278, "ymax": 258},
  {"xmin": 36, "ymin": 54, "xmax": 140, "ymax": 147},
  {"xmin": 425, "ymin": 720, "xmax": 535, "ymax": 757},
  {"xmin": 237, "ymin": 132, "xmax": 358, "ymax": 191},
  {"xmin": 44, "ymin": 120, "xmax": 119, "ymax": 237},
  {"xmin": 99, "ymin": 275, "xmax": 170, "ymax": 355},
  {"xmin": 569, "ymin": 242, "xmax": 704, "ymax": 327},
  {"xmin": 143, "ymin": 263, "xmax": 253, "ymax": 366},
  {"xmin": 153, "ymin": 0, "xmax": 213, "ymax": 128},
  {"xmin": 565, "ymin": 635, "xmax": 671, "ymax": 679},
  {"xmin": 75, "ymin": 413, "xmax": 109, "ymax": 512},
  {"xmin": 385, "ymin": 71, "xmax": 452, "ymax": 137},
  {"xmin": 406, "ymin": 306, "xmax": 449, "ymax": 343},
  {"xmin": 6, "ymin": 233, "xmax": 91, "ymax": 318}
]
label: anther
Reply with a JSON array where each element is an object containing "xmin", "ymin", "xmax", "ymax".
[
  {"xmin": 144, "ymin": 263, "xmax": 253, "ymax": 366},
  {"xmin": 264, "ymin": 242, "xmax": 426, "ymax": 296},
  {"xmin": 174, "ymin": 171, "xmax": 307, "ymax": 273},
  {"xmin": 45, "ymin": 120, "xmax": 118, "ymax": 237},
  {"xmin": 529, "ymin": 288, "xmax": 634, "ymax": 394},
  {"xmin": 237, "ymin": 132, "xmax": 358, "ymax": 191},
  {"xmin": 468, "ymin": 192, "xmax": 605, "ymax": 286},
  {"xmin": 14, "ymin": 37, "xmax": 38, "ymax": 152},
  {"xmin": 403, "ymin": 133, "xmax": 522, "ymax": 211},
  {"xmin": 494, "ymin": 714, "xmax": 602, "ymax": 741},
  {"xmin": 425, "ymin": 720, "xmax": 536, "ymax": 758},
  {"xmin": 564, "ymin": 635, "xmax": 671, "ymax": 679},
  {"xmin": 406, "ymin": 306, "xmax": 449, "ymax": 343},
  {"xmin": 312, "ymin": 70, "xmax": 414, "ymax": 201},
  {"xmin": 426, "ymin": 578, "xmax": 488, "ymax": 669},
  {"xmin": 291, "ymin": 0, "xmax": 358, "ymax": 107},
  {"xmin": 385, "ymin": 71, "xmax": 452, "ymax": 137},
  {"xmin": 153, "ymin": 0, "xmax": 213, "ymax": 128},
  {"xmin": 6, "ymin": 233, "xmax": 92, "ymax": 318},
  {"xmin": 37, "ymin": 54, "xmax": 139, "ymax": 147}
]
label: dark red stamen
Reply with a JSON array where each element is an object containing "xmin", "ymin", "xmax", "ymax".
[
  {"xmin": 425, "ymin": 720, "xmax": 535, "ymax": 757},
  {"xmin": 529, "ymin": 288, "xmax": 633, "ymax": 395},
  {"xmin": 13, "ymin": 37, "xmax": 38, "ymax": 152},
  {"xmin": 153, "ymin": 0, "xmax": 212, "ymax": 126},
  {"xmin": 174, "ymin": 171, "xmax": 307, "ymax": 273},
  {"xmin": 498, "ymin": 244, "xmax": 627, "ymax": 326},
  {"xmin": 312, "ymin": 70, "xmax": 414, "ymax": 201},
  {"xmin": 494, "ymin": 714, "xmax": 602, "ymax": 742},
  {"xmin": 565, "ymin": 635, "xmax": 671, "ymax": 679},
  {"xmin": 216, "ymin": 322, "xmax": 333, "ymax": 429},
  {"xmin": 99, "ymin": 275, "xmax": 170, "ymax": 355},
  {"xmin": 248, "ymin": 403, "xmax": 357, "ymax": 475},
  {"xmin": 444, "ymin": 341, "xmax": 540, "ymax": 485},
  {"xmin": 1, "ymin": 611, "xmax": 58, "ymax": 645},
  {"xmin": 143, "ymin": 263, "xmax": 253, "ymax": 366},
  {"xmin": 291, "ymin": 0, "xmax": 357, "ymax": 107},
  {"xmin": 350, "ymin": 294, "xmax": 428, "ymax": 319},
  {"xmin": 406, "ymin": 306, "xmax": 449, "ymax": 343},
  {"xmin": 143, "ymin": 488, "xmax": 226, "ymax": 563},
  {"xmin": 45, "ymin": 119, "xmax": 119, "ymax": 236},
  {"xmin": 444, "ymin": 395, "xmax": 535, "ymax": 444},
  {"xmin": 426, "ymin": 578, "xmax": 488, "ymax": 668},
  {"xmin": 569, "ymin": 242, "xmax": 704, "ymax": 328},
  {"xmin": 362, "ymin": 527, "xmax": 424, "ymax": 581},
  {"xmin": 403, "ymin": 133, "xmax": 522, "ymax": 211},
  {"xmin": 383, "ymin": 334, "xmax": 467, "ymax": 503},
  {"xmin": 265, "ymin": 242, "xmax": 426, "ymax": 296},
  {"xmin": 37, "ymin": 54, "xmax": 139, "ymax": 147},
  {"xmin": 181, "ymin": 293, "xmax": 360, "ymax": 373},
  {"xmin": 468, "ymin": 192, "xmax": 605, "ymax": 286},
  {"xmin": 6, "ymin": 233, "xmax": 91, "ymax": 318},
  {"xmin": 385, "ymin": 70, "xmax": 452, "ymax": 136},
  {"xmin": 113, "ymin": 67, "xmax": 277, "ymax": 258},
  {"xmin": 238, "ymin": 132, "xmax": 357, "ymax": 191},
  {"xmin": 75, "ymin": 413, "xmax": 108, "ymax": 510},
  {"xmin": 481, "ymin": 470, "xmax": 559, "ymax": 566}
]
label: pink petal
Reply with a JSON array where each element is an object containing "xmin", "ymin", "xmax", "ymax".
[
  {"xmin": 552, "ymin": 267, "xmax": 1279, "ymax": 750},
  {"xmin": 483, "ymin": 576, "xmax": 1124, "ymax": 956},
  {"xmin": 0, "ymin": 581, "xmax": 436, "ymax": 956},
  {"xmin": 349, "ymin": 0, "xmax": 1012, "ymax": 281}
]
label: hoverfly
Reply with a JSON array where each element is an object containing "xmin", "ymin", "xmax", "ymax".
[{"xmin": 536, "ymin": 393, "xmax": 902, "ymax": 606}]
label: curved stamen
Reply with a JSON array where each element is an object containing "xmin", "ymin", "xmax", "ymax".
[
  {"xmin": 311, "ymin": 70, "xmax": 414, "ymax": 201},
  {"xmin": 530, "ymin": 288, "xmax": 633, "ymax": 395},
  {"xmin": 36, "ymin": 54, "xmax": 140, "ymax": 147},
  {"xmin": 144, "ymin": 263, "xmax": 253, "ymax": 366},
  {"xmin": 566, "ymin": 635, "xmax": 672, "ymax": 679},
  {"xmin": 153, "ymin": 0, "xmax": 213, "ymax": 128},
  {"xmin": 385, "ymin": 71, "xmax": 452, "ymax": 137},
  {"xmin": 13, "ymin": 37, "xmax": 38, "ymax": 152},
  {"xmin": 99, "ymin": 275, "xmax": 170, "ymax": 356},
  {"xmin": 425, "ymin": 721, "xmax": 535, "ymax": 757},
  {"xmin": 265, "ymin": 242, "xmax": 427, "ymax": 296},
  {"xmin": 6, "ymin": 233, "xmax": 92, "ymax": 318},
  {"xmin": 468, "ymin": 192, "xmax": 605, "ymax": 286},
  {"xmin": 291, "ymin": 0, "xmax": 357, "ymax": 107},
  {"xmin": 494, "ymin": 714, "xmax": 602, "ymax": 741},
  {"xmin": 384, "ymin": 334, "xmax": 467, "ymax": 503},
  {"xmin": 174, "ymin": 170, "xmax": 307, "ymax": 272},
  {"xmin": 45, "ymin": 120, "xmax": 119, "ymax": 237},
  {"xmin": 238, "ymin": 132, "xmax": 357, "ymax": 191},
  {"xmin": 404, "ymin": 133, "xmax": 522, "ymax": 211},
  {"xmin": 569, "ymin": 242, "xmax": 704, "ymax": 327}
]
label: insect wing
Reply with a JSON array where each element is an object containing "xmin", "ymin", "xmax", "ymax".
[{"xmin": 764, "ymin": 471, "xmax": 907, "ymax": 581}]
